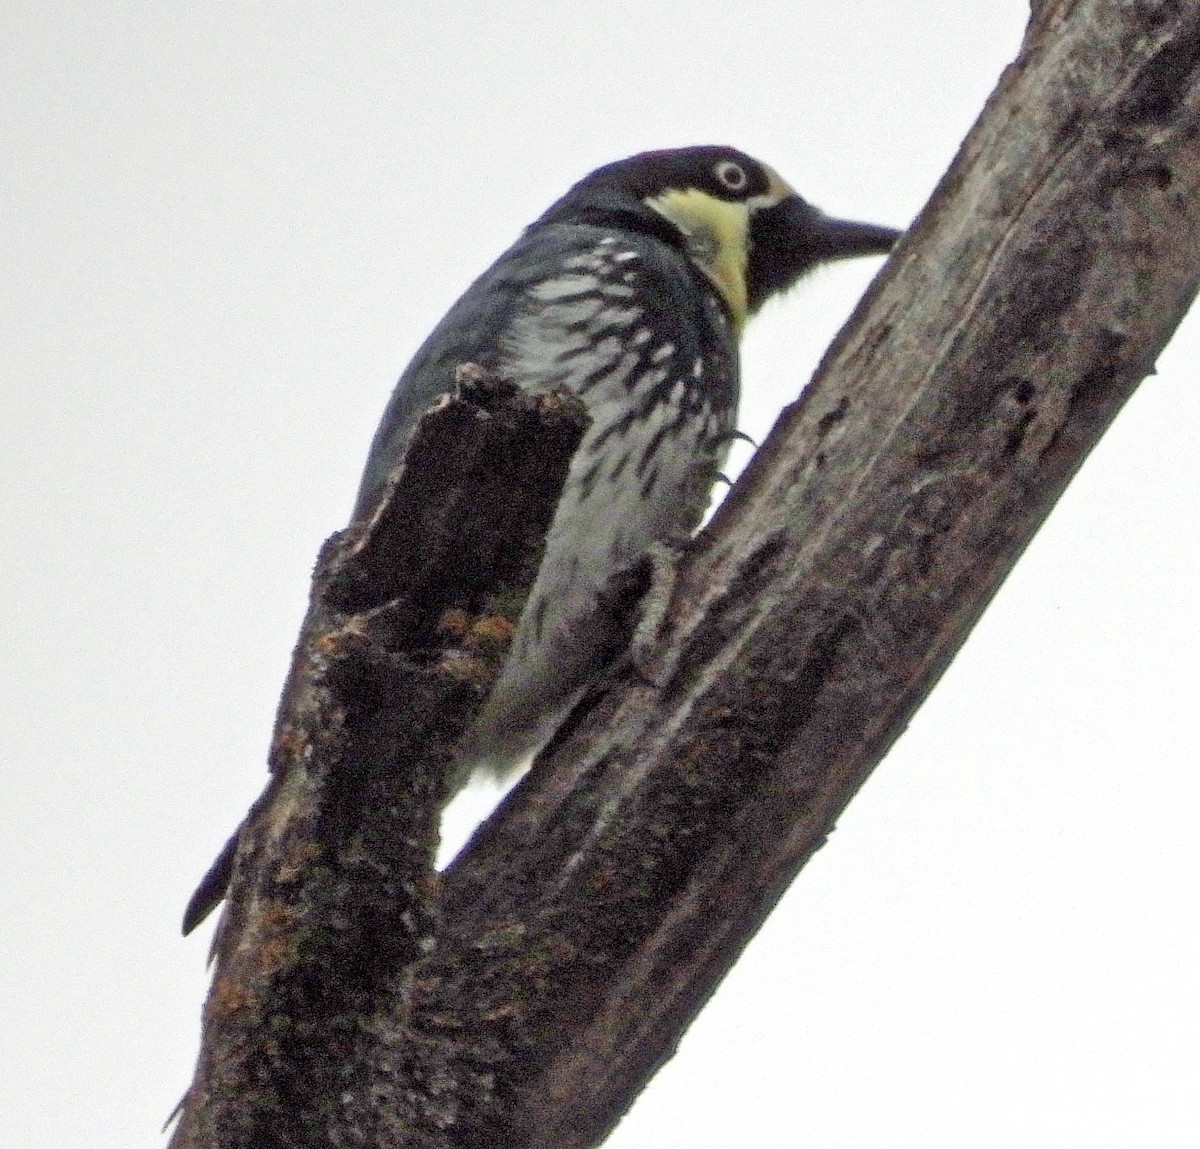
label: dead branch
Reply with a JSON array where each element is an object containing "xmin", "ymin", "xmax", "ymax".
[{"xmin": 171, "ymin": 4, "xmax": 1200, "ymax": 1146}]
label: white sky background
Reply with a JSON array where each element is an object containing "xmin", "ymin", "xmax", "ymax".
[{"xmin": 3, "ymin": 3, "xmax": 1198, "ymax": 1146}]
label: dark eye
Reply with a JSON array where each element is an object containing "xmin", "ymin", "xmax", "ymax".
[{"xmin": 714, "ymin": 160, "xmax": 748, "ymax": 192}]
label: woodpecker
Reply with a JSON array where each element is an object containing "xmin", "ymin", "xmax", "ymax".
[
  {"xmin": 375, "ymin": 146, "xmax": 900, "ymax": 785},
  {"xmin": 182, "ymin": 146, "xmax": 898, "ymax": 935}
]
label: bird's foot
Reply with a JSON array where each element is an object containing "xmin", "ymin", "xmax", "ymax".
[{"xmin": 627, "ymin": 540, "xmax": 682, "ymax": 687}]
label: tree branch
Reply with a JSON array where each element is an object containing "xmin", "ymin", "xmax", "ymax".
[{"xmin": 171, "ymin": 4, "xmax": 1200, "ymax": 1146}]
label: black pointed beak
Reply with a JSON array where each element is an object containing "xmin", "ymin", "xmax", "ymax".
[
  {"xmin": 748, "ymin": 194, "xmax": 902, "ymax": 312},
  {"xmin": 804, "ymin": 210, "xmax": 903, "ymax": 262}
]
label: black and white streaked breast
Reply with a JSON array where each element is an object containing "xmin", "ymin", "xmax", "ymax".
[{"xmin": 460, "ymin": 230, "xmax": 740, "ymax": 777}]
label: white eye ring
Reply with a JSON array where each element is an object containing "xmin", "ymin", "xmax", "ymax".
[{"xmin": 714, "ymin": 160, "xmax": 748, "ymax": 191}]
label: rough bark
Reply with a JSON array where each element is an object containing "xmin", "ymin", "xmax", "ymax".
[{"xmin": 171, "ymin": 3, "xmax": 1200, "ymax": 1147}]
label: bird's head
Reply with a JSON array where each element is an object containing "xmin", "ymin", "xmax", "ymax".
[{"xmin": 536, "ymin": 145, "xmax": 901, "ymax": 333}]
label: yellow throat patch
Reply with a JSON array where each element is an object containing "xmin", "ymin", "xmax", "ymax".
[{"xmin": 645, "ymin": 188, "xmax": 752, "ymax": 335}]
